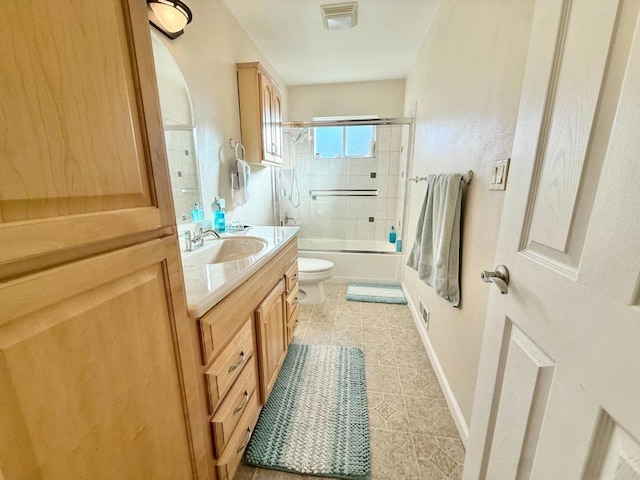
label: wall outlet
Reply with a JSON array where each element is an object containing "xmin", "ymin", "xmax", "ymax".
[{"xmin": 418, "ymin": 298, "xmax": 430, "ymax": 330}]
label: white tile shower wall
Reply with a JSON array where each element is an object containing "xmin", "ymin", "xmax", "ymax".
[
  {"xmin": 165, "ymin": 129, "xmax": 200, "ymax": 223},
  {"xmin": 281, "ymin": 125, "xmax": 406, "ymax": 243}
]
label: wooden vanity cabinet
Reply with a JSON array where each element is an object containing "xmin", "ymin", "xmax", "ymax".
[
  {"xmin": 196, "ymin": 238, "xmax": 297, "ymax": 477},
  {"xmin": 236, "ymin": 62, "xmax": 283, "ymax": 166}
]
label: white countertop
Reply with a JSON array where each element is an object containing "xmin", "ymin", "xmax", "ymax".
[{"xmin": 181, "ymin": 226, "xmax": 300, "ymax": 318}]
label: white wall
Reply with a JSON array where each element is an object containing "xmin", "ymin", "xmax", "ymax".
[
  {"xmin": 288, "ymin": 80, "xmax": 405, "ymax": 121},
  {"xmin": 402, "ymin": 0, "xmax": 534, "ymax": 425},
  {"xmin": 153, "ymin": 0, "xmax": 288, "ymax": 226}
]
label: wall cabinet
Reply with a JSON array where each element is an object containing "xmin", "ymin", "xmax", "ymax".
[
  {"xmin": 237, "ymin": 62, "xmax": 283, "ymax": 166},
  {"xmin": 196, "ymin": 238, "xmax": 297, "ymax": 479},
  {"xmin": 0, "ymin": 1, "xmax": 206, "ymax": 478}
]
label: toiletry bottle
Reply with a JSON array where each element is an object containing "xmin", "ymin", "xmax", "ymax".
[
  {"xmin": 389, "ymin": 225, "xmax": 397, "ymax": 243},
  {"xmin": 191, "ymin": 202, "xmax": 201, "ymax": 222},
  {"xmin": 214, "ymin": 198, "xmax": 226, "ymax": 233}
]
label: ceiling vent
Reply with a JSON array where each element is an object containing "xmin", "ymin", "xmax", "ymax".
[{"xmin": 321, "ymin": 2, "xmax": 358, "ymax": 30}]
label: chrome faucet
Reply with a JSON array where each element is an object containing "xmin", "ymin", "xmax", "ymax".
[
  {"xmin": 184, "ymin": 228, "xmax": 221, "ymax": 252},
  {"xmin": 283, "ymin": 211, "xmax": 297, "ymax": 225}
]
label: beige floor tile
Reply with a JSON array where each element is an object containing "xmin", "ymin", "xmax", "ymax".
[
  {"xmin": 308, "ymin": 310, "xmax": 336, "ymax": 323},
  {"xmin": 252, "ymin": 467, "xmax": 315, "ymax": 479},
  {"xmin": 363, "ymin": 344, "xmax": 397, "ymax": 366},
  {"xmin": 362, "ymin": 326, "xmax": 393, "ymax": 345},
  {"xmin": 385, "ymin": 303, "xmax": 412, "ymax": 315},
  {"xmin": 361, "ymin": 302, "xmax": 388, "ymax": 315},
  {"xmin": 365, "ymin": 364, "xmax": 401, "ymax": 393},
  {"xmin": 235, "ymin": 463, "xmax": 256, "ymax": 480},
  {"xmin": 334, "ymin": 311, "xmax": 362, "ymax": 327},
  {"xmin": 331, "ymin": 326, "xmax": 362, "ymax": 347},
  {"xmin": 370, "ymin": 428, "xmax": 421, "ymax": 480},
  {"xmin": 387, "ymin": 313, "xmax": 417, "ymax": 330},
  {"xmin": 436, "ymin": 436, "xmax": 465, "ymax": 464},
  {"xmin": 412, "ymin": 434, "xmax": 462, "ymax": 479},
  {"xmin": 368, "ymin": 391, "xmax": 410, "ymax": 432},
  {"xmin": 394, "ymin": 343, "xmax": 432, "ymax": 370},
  {"xmin": 362, "ymin": 313, "xmax": 389, "ymax": 329},
  {"xmin": 404, "ymin": 396, "xmax": 459, "ymax": 437},
  {"xmin": 337, "ymin": 303, "xmax": 362, "ymax": 315},
  {"xmin": 313, "ymin": 302, "xmax": 338, "ymax": 314},
  {"xmin": 399, "ymin": 367, "xmax": 443, "ymax": 400},
  {"xmin": 298, "ymin": 304, "xmax": 313, "ymax": 321},
  {"xmin": 448, "ymin": 463, "xmax": 463, "ymax": 480},
  {"xmin": 391, "ymin": 328, "xmax": 424, "ymax": 347}
]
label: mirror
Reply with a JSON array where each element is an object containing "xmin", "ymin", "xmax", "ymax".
[{"xmin": 150, "ymin": 32, "xmax": 202, "ymax": 224}]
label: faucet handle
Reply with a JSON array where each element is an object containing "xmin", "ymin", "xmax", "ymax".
[{"xmin": 184, "ymin": 231, "xmax": 193, "ymax": 252}]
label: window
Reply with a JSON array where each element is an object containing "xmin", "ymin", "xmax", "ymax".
[{"xmin": 314, "ymin": 125, "xmax": 375, "ymax": 158}]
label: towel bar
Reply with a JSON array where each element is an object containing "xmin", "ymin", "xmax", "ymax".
[
  {"xmin": 408, "ymin": 170, "xmax": 473, "ymax": 185},
  {"xmin": 309, "ymin": 189, "xmax": 378, "ymax": 198}
]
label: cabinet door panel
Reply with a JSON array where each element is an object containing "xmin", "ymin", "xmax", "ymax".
[
  {"xmin": 272, "ymin": 90, "xmax": 283, "ymax": 164},
  {"xmin": 261, "ymin": 76, "xmax": 274, "ymax": 162},
  {"xmin": 255, "ymin": 279, "xmax": 287, "ymax": 403},
  {"xmin": 0, "ymin": 0, "xmax": 172, "ymax": 268},
  {"xmin": 0, "ymin": 239, "xmax": 195, "ymax": 479}
]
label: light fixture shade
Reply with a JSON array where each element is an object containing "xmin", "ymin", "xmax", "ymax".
[
  {"xmin": 321, "ymin": 2, "xmax": 358, "ymax": 31},
  {"xmin": 148, "ymin": 0, "xmax": 193, "ymax": 40}
]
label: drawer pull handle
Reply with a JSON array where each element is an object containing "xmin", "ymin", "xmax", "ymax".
[
  {"xmin": 228, "ymin": 351, "xmax": 245, "ymax": 373},
  {"xmin": 233, "ymin": 391, "xmax": 249, "ymax": 415},
  {"xmin": 236, "ymin": 428, "xmax": 252, "ymax": 453}
]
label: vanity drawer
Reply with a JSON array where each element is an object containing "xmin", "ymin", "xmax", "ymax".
[
  {"xmin": 287, "ymin": 303, "xmax": 300, "ymax": 344},
  {"xmin": 285, "ymin": 282, "xmax": 299, "ymax": 320},
  {"xmin": 215, "ymin": 391, "xmax": 261, "ymax": 480},
  {"xmin": 205, "ymin": 320, "xmax": 254, "ymax": 413},
  {"xmin": 211, "ymin": 359, "xmax": 258, "ymax": 458},
  {"xmin": 284, "ymin": 261, "xmax": 298, "ymax": 292}
]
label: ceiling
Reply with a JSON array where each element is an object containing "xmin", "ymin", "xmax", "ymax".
[{"xmin": 221, "ymin": 0, "xmax": 440, "ymax": 86}]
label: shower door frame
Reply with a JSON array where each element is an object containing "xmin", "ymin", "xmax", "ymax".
[{"xmin": 279, "ymin": 117, "xmax": 416, "ymax": 255}]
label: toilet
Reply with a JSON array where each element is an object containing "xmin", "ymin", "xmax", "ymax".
[{"xmin": 297, "ymin": 257, "xmax": 335, "ymax": 304}]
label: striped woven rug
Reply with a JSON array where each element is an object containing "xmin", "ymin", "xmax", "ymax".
[
  {"xmin": 346, "ymin": 282, "xmax": 407, "ymax": 304},
  {"xmin": 244, "ymin": 344, "xmax": 370, "ymax": 480}
]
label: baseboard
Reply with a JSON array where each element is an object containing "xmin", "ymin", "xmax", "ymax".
[{"xmin": 401, "ymin": 283, "xmax": 470, "ymax": 447}]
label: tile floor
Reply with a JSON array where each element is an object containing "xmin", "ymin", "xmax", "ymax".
[{"xmin": 237, "ymin": 281, "xmax": 465, "ymax": 480}]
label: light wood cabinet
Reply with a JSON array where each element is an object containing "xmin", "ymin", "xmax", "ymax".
[
  {"xmin": 255, "ymin": 279, "xmax": 288, "ymax": 403},
  {"xmin": 236, "ymin": 62, "xmax": 283, "ymax": 166},
  {"xmin": 0, "ymin": 1, "xmax": 207, "ymax": 478},
  {"xmin": 195, "ymin": 238, "xmax": 297, "ymax": 473}
]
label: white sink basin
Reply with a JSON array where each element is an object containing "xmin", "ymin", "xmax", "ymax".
[{"xmin": 182, "ymin": 236, "xmax": 268, "ymax": 265}]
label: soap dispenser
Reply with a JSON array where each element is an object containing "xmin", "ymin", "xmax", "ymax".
[
  {"xmin": 213, "ymin": 198, "xmax": 226, "ymax": 233},
  {"xmin": 389, "ymin": 225, "xmax": 397, "ymax": 244},
  {"xmin": 191, "ymin": 202, "xmax": 204, "ymax": 222}
]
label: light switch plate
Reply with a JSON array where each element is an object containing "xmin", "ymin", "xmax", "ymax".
[{"xmin": 489, "ymin": 158, "xmax": 510, "ymax": 191}]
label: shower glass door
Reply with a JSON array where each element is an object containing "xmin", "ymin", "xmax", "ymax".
[{"xmin": 280, "ymin": 120, "xmax": 411, "ymax": 254}]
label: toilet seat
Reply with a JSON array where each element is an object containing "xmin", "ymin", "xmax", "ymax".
[{"xmin": 298, "ymin": 257, "xmax": 334, "ymax": 273}]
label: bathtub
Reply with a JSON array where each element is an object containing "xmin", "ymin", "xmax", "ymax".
[{"xmin": 297, "ymin": 238, "xmax": 403, "ymax": 282}]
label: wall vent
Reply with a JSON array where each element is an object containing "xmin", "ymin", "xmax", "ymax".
[{"xmin": 418, "ymin": 298, "xmax": 430, "ymax": 330}]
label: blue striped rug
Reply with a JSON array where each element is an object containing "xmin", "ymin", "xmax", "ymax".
[
  {"xmin": 346, "ymin": 282, "xmax": 407, "ymax": 304},
  {"xmin": 244, "ymin": 344, "xmax": 370, "ymax": 480}
]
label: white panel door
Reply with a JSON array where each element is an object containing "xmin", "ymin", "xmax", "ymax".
[{"xmin": 464, "ymin": 1, "xmax": 640, "ymax": 479}]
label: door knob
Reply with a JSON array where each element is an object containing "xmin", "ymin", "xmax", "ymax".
[{"xmin": 481, "ymin": 265, "xmax": 510, "ymax": 294}]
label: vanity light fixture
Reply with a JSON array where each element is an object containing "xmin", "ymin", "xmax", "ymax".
[
  {"xmin": 320, "ymin": 2, "xmax": 358, "ymax": 30},
  {"xmin": 147, "ymin": 0, "xmax": 193, "ymax": 40}
]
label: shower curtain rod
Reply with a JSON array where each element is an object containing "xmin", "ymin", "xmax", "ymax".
[{"xmin": 283, "ymin": 117, "xmax": 413, "ymax": 128}]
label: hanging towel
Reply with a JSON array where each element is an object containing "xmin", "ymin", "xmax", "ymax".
[
  {"xmin": 231, "ymin": 143, "xmax": 251, "ymax": 207},
  {"xmin": 407, "ymin": 173, "xmax": 463, "ymax": 307}
]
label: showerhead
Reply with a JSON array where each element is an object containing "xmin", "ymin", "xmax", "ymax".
[{"xmin": 284, "ymin": 128, "xmax": 308, "ymax": 144}]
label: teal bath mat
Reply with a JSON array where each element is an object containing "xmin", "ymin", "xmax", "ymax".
[
  {"xmin": 346, "ymin": 282, "xmax": 407, "ymax": 304},
  {"xmin": 244, "ymin": 344, "xmax": 371, "ymax": 480}
]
